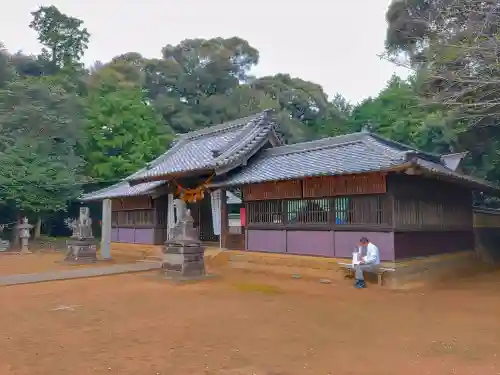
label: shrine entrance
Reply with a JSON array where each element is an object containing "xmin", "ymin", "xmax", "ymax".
[{"xmin": 190, "ymin": 196, "xmax": 219, "ymax": 243}]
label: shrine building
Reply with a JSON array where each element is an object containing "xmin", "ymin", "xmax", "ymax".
[{"xmin": 82, "ymin": 110, "xmax": 500, "ymax": 267}]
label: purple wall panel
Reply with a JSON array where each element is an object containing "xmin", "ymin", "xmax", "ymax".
[
  {"xmin": 334, "ymin": 231, "xmax": 394, "ymax": 261},
  {"xmin": 286, "ymin": 231, "xmax": 335, "ymax": 257},
  {"xmin": 112, "ymin": 227, "xmax": 155, "ymax": 244},
  {"xmin": 134, "ymin": 228, "xmax": 155, "ymax": 244},
  {"xmin": 247, "ymin": 230, "xmax": 286, "ymax": 253},
  {"xmin": 246, "ymin": 230, "xmax": 394, "ymax": 260},
  {"xmin": 117, "ymin": 228, "xmax": 135, "ymax": 243},
  {"xmin": 111, "ymin": 228, "xmax": 119, "ymax": 242}
]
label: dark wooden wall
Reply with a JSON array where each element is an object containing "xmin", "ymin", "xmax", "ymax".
[
  {"xmin": 388, "ymin": 174, "xmax": 474, "ymax": 259},
  {"xmin": 472, "ymin": 208, "xmax": 500, "ymax": 262},
  {"xmin": 236, "ymin": 172, "xmax": 476, "ymax": 260}
]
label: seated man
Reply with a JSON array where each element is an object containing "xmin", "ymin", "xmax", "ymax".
[{"xmin": 354, "ymin": 236, "xmax": 380, "ymax": 288}]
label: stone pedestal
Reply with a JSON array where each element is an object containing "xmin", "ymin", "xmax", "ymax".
[
  {"xmin": 65, "ymin": 238, "xmax": 98, "ymax": 263},
  {"xmin": 162, "ymin": 243, "xmax": 206, "ymax": 279},
  {"xmin": 161, "ymin": 208, "xmax": 207, "ymax": 281}
]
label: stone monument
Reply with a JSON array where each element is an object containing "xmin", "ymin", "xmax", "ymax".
[
  {"xmin": 162, "ymin": 209, "xmax": 207, "ymax": 280},
  {"xmin": 17, "ymin": 218, "xmax": 33, "ymax": 254},
  {"xmin": 65, "ymin": 207, "xmax": 98, "ymax": 263}
]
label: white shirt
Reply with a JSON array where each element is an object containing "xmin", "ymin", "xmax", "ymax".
[{"xmin": 360, "ymin": 242, "xmax": 380, "ymax": 265}]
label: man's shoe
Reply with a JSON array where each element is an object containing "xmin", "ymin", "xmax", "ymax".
[{"xmin": 355, "ymin": 280, "xmax": 366, "ymax": 289}]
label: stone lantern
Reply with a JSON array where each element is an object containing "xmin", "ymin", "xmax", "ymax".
[{"xmin": 17, "ymin": 218, "xmax": 33, "ymax": 254}]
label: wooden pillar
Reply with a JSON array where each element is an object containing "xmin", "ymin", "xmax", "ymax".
[
  {"xmin": 101, "ymin": 199, "xmax": 112, "ymax": 259},
  {"xmin": 220, "ymin": 190, "xmax": 228, "ymax": 249}
]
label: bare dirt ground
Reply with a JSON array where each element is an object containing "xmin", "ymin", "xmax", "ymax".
[
  {"xmin": 0, "ymin": 251, "xmax": 140, "ymax": 276},
  {"xmin": 0, "ymin": 267, "xmax": 500, "ymax": 375}
]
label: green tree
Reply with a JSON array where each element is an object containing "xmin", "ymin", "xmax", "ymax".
[
  {"xmin": 29, "ymin": 5, "xmax": 90, "ymax": 96},
  {"xmin": 384, "ymin": 0, "xmax": 500, "ymax": 182},
  {"xmin": 0, "ymin": 44, "xmax": 17, "ymax": 87},
  {"xmin": 0, "ymin": 79, "xmax": 85, "ymax": 214},
  {"xmin": 349, "ymin": 75, "xmax": 453, "ymax": 154},
  {"xmin": 330, "ymin": 93, "xmax": 353, "ymax": 117},
  {"xmin": 316, "ymin": 94, "xmax": 354, "ymax": 138},
  {"xmin": 83, "ymin": 75, "xmax": 172, "ymax": 181},
  {"xmin": 250, "ymin": 74, "xmax": 327, "ymax": 141},
  {"xmin": 143, "ymin": 37, "xmax": 260, "ymax": 133},
  {"xmin": 29, "ymin": 5, "xmax": 90, "ymax": 70},
  {"xmin": 99, "ymin": 38, "xmax": 349, "ymax": 144}
]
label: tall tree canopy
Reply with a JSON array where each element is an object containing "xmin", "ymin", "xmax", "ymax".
[
  {"xmin": 0, "ymin": 79, "xmax": 85, "ymax": 213},
  {"xmin": 350, "ymin": 75, "xmax": 454, "ymax": 154},
  {"xmin": 1, "ymin": 2, "xmax": 499, "ymax": 221},
  {"xmin": 384, "ymin": 0, "xmax": 500, "ymax": 182},
  {"xmin": 30, "ymin": 5, "xmax": 90, "ymax": 70},
  {"xmin": 83, "ymin": 72, "xmax": 172, "ymax": 181}
]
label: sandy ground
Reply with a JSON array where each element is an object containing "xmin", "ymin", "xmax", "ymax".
[
  {"xmin": 0, "ymin": 252, "xmax": 140, "ymax": 276},
  {"xmin": 0, "ymin": 268, "xmax": 500, "ymax": 375}
]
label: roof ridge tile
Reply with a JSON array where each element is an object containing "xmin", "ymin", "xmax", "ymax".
[{"xmin": 181, "ymin": 111, "xmax": 269, "ymax": 141}]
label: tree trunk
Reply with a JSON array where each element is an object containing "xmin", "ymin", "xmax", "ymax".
[{"xmin": 35, "ymin": 216, "xmax": 42, "ymax": 239}]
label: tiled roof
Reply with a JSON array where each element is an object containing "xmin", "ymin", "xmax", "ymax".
[
  {"xmin": 81, "ymin": 181, "xmax": 164, "ymax": 201},
  {"xmin": 213, "ymin": 132, "xmax": 497, "ymax": 191},
  {"xmin": 127, "ymin": 110, "xmax": 279, "ymax": 183},
  {"xmin": 81, "ymin": 181, "xmax": 242, "ymax": 202},
  {"xmin": 81, "ymin": 111, "xmax": 280, "ymax": 201}
]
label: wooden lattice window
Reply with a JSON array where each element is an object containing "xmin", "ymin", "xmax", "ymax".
[
  {"xmin": 116, "ymin": 209, "xmax": 154, "ymax": 226},
  {"xmin": 246, "ymin": 195, "xmax": 391, "ymax": 226},
  {"xmin": 335, "ymin": 195, "xmax": 389, "ymax": 225},
  {"xmin": 135, "ymin": 210, "xmax": 154, "ymax": 225},
  {"xmin": 247, "ymin": 200, "xmax": 283, "ymax": 224},
  {"xmin": 286, "ymin": 198, "xmax": 331, "ymax": 224},
  {"xmin": 334, "ymin": 196, "xmax": 349, "ymax": 224}
]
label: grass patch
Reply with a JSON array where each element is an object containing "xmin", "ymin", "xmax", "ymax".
[{"xmin": 231, "ymin": 281, "xmax": 283, "ymax": 295}]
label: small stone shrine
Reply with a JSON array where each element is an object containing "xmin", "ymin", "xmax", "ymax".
[
  {"xmin": 65, "ymin": 207, "xmax": 98, "ymax": 263},
  {"xmin": 17, "ymin": 218, "xmax": 33, "ymax": 254},
  {"xmin": 162, "ymin": 209, "xmax": 207, "ymax": 280}
]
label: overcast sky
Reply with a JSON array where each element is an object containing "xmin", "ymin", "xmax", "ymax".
[{"xmin": 0, "ymin": 0, "xmax": 409, "ymax": 104}]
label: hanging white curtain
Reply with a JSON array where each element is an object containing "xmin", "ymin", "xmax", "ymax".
[
  {"xmin": 210, "ymin": 189, "xmax": 222, "ymax": 236},
  {"xmin": 167, "ymin": 193, "xmax": 175, "ymax": 240}
]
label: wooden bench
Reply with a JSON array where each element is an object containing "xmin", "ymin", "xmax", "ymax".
[{"xmin": 338, "ymin": 262, "xmax": 395, "ymax": 286}]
